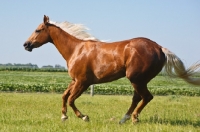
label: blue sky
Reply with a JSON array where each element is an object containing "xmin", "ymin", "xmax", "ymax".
[{"xmin": 0, "ymin": 1, "xmax": 200, "ymax": 68}]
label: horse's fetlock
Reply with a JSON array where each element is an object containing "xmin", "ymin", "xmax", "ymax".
[
  {"xmin": 61, "ymin": 115, "xmax": 68, "ymax": 121},
  {"xmin": 132, "ymin": 113, "xmax": 139, "ymax": 123}
]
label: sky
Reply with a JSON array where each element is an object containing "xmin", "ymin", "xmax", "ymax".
[{"xmin": 0, "ymin": 1, "xmax": 200, "ymax": 68}]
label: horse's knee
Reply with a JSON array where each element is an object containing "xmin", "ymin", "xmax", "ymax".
[
  {"xmin": 62, "ymin": 89, "xmax": 71, "ymax": 100},
  {"xmin": 68, "ymin": 99, "xmax": 74, "ymax": 107}
]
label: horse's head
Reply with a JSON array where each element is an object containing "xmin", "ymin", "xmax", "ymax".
[{"xmin": 23, "ymin": 15, "xmax": 52, "ymax": 52}]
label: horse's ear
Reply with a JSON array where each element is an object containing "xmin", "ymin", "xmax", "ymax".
[{"xmin": 43, "ymin": 15, "xmax": 49, "ymax": 24}]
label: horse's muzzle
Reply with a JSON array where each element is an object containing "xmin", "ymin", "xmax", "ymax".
[{"xmin": 23, "ymin": 41, "xmax": 33, "ymax": 52}]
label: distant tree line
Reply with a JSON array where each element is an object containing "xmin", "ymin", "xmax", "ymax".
[{"xmin": 0, "ymin": 63, "xmax": 67, "ymax": 72}]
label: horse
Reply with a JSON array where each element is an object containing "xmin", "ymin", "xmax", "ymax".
[{"xmin": 23, "ymin": 15, "xmax": 200, "ymax": 124}]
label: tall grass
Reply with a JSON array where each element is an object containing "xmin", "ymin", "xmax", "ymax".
[{"xmin": 0, "ymin": 93, "xmax": 199, "ymax": 132}]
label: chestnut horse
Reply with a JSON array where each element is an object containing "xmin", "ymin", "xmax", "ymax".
[{"xmin": 23, "ymin": 15, "xmax": 200, "ymax": 124}]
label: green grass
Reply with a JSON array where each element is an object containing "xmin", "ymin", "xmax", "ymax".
[{"xmin": 0, "ymin": 93, "xmax": 199, "ymax": 132}]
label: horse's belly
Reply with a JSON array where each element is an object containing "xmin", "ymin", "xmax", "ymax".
[{"xmin": 93, "ymin": 64, "xmax": 125, "ymax": 83}]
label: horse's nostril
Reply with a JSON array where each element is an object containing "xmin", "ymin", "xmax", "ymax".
[
  {"xmin": 23, "ymin": 43, "xmax": 27, "ymax": 47},
  {"xmin": 24, "ymin": 42, "xmax": 31, "ymax": 47},
  {"xmin": 23, "ymin": 41, "xmax": 33, "ymax": 52}
]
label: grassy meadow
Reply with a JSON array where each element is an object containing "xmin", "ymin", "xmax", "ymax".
[
  {"xmin": 0, "ymin": 71, "xmax": 200, "ymax": 131},
  {"xmin": 0, "ymin": 93, "xmax": 200, "ymax": 132}
]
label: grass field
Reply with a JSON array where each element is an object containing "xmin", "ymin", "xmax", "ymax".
[
  {"xmin": 0, "ymin": 93, "xmax": 200, "ymax": 132},
  {"xmin": 0, "ymin": 71, "xmax": 200, "ymax": 131}
]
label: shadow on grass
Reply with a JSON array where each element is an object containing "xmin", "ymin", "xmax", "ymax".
[{"xmin": 142, "ymin": 115, "xmax": 200, "ymax": 127}]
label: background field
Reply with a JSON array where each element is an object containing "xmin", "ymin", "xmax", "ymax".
[
  {"xmin": 0, "ymin": 71, "xmax": 199, "ymax": 96},
  {"xmin": 0, "ymin": 93, "xmax": 199, "ymax": 132}
]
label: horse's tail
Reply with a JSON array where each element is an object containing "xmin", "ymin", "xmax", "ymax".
[{"xmin": 162, "ymin": 47, "xmax": 200, "ymax": 85}]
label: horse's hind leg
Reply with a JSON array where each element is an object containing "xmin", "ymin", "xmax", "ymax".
[
  {"xmin": 131, "ymin": 83, "xmax": 153, "ymax": 123},
  {"xmin": 119, "ymin": 90, "xmax": 142, "ymax": 124},
  {"xmin": 119, "ymin": 83, "xmax": 153, "ymax": 124}
]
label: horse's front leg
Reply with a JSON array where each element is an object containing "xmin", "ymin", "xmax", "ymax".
[
  {"xmin": 61, "ymin": 81, "xmax": 75, "ymax": 121},
  {"xmin": 68, "ymin": 82, "xmax": 89, "ymax": 121}
]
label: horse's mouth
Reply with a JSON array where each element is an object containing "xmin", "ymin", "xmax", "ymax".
[{"xmin": 25, "ymin": 47, "xmax": 33, "ymax": 52}]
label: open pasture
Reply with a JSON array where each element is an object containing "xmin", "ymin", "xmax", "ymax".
[
  {"xmin": 0, "ymin": 71, "xmax": 200, "ymax": 131},
  {"xmin": 0, "ymin": 93, "xmax": 199, "ymax": 132}
]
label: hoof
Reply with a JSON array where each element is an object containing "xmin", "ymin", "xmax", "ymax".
[
  {"xmin": 132, "ymin": 114, "xmax": 139, "ymax": 124},
  {"xmin": 61, "ymin": 115, "xmax": 68, "ymax": 121},
  {"xmin": 132, "ymin": 118, "xmax": 139, "ymax": 124},
  {"xmin": 82, "ymin": 115, "xmax": 89, "ymax": 122},
  {"xmin": 119, "ymin": 119, "xmax": 125, "ymax": 124},
  {"xmin": 119, "ymin": 114, "xmax": 131, "ymax": 124}
]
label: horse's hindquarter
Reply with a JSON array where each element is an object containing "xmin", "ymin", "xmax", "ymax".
[{"xmin": 124, "ymin": 38, "xmax": 165, "ymax": 83}]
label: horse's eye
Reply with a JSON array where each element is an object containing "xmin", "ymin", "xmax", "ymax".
[{"xmin": 35, "ymin": 29, "xmax": 41, "ymax": 33}]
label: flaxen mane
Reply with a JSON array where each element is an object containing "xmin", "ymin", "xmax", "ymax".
[{"xmin": 49, "ymin": 21, "xmax": 99, "ymax": 41}]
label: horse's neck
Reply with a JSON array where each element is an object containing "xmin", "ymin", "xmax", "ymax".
[{"xmin": 49, "ymin": 26, "xmax": 82, "ymax": 62}]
